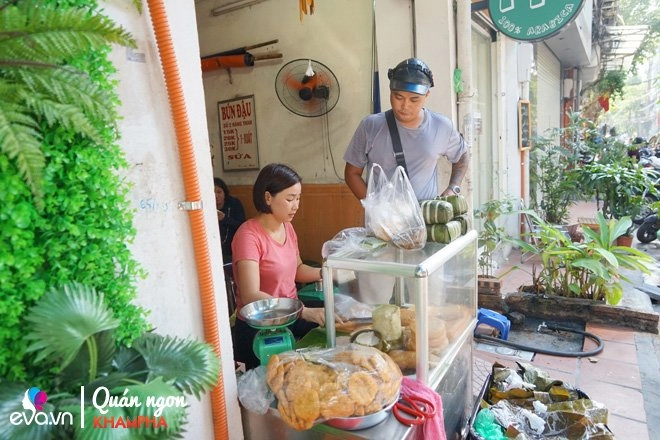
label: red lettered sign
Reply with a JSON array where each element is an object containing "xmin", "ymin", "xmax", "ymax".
[{"xmin": 218, "ymin": 95, "xmax": 259, "ymax": 170}]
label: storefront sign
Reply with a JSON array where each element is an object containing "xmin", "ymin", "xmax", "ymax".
[
  {"xmin": 488, "ymin": 0, "xmax": 585, "ymax": 42},
  {"xmin": 218, "ymin": 95, "xmax": 259, "ymax": 171}
]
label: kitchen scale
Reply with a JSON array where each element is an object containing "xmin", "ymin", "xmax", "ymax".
[
  {"xmin": 239, "ymin": 298, "xmax": 303, "ymax": 365},
  {"xmin": 297, "ymin": 281, "xmax": 338, "ymax": 306}
]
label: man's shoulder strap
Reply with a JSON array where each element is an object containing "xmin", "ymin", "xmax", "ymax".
[{"xmin": 385, "ymin": 109, "xmax": 408, "ymax": 174}]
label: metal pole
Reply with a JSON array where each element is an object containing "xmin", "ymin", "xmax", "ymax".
[
  {"xmin": 456, "ymin": 0, "xmax": 473, "ymax": 148},
  {"xmin": 394, "ymin": 248, "xmax": 405, "ymax": 305}
]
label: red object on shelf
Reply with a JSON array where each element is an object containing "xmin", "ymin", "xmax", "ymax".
[
  {"xmin": 201, "ymin": 39, "xmax": 281, "ymax": 73},
  {"xmin": 598, "ymin": 95, "xmax": 610, "ymax": 111},
  {"xmin": 201, "ymin": 52, "xmax": 282, "ymax": 72}
]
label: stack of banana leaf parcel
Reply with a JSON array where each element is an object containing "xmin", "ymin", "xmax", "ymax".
[{"xmin": 421, "ymin": 195, "xmax": 472, "ymax": 244}]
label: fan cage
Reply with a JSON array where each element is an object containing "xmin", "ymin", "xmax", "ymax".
[{"xmin": 275, "ymin": 59, "xmax": 340, "ymax": 118}]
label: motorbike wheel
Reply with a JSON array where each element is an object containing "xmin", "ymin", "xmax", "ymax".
[{"xmin": 636, "ymin": 221, "xmax": 659, "ymax": 243}]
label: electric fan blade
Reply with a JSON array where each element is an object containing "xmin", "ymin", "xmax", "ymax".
[
  {"xmin": 283, "ymin": 72, "xmax": 321, "ymax": 91},
  {"xmin": 275, "ymin": 58, "xmax": 340, "ymax": 117},
  {"xmin": 283, "ymin": 73, "xmax": 304, "ymax": 91}
]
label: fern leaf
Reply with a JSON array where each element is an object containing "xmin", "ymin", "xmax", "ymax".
[
  {"xmin": 0, "ymin": 1, "xmax": 135, "ymax": 66},
  {"xmin": 15, "ymin": 66, "xmax": 116, "ymax": 125},
  {"xmin": 24, "ymin": 97, "xmax": 105, "ymax": 144},
  {"xmin": 0, "ymin": 1, "xmax": 138, "ymax": 207},
  {"xmin": 0, "ymin": 89, "xmax": 45, "ymax": 205}
]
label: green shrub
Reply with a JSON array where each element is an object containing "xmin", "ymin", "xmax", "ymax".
[
  {"xmin": 511, "ymin": 213, "xmax": 653, "ymax": 304},
  {"xmin": 0, "ymin": 283, "xmax": 219, "ymax": 440},
  {"xmin": 0, "ymin": 0, "xmax": 149, "ymax": 381}
]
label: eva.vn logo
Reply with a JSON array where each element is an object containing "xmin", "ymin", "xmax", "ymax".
[
  {"xmin": 24, "ymin": 387, "xmax": 47, "ymax": 411},
  {"xmin": 9, "ymin": 387, "xmax": 73, "ymax": 427}
]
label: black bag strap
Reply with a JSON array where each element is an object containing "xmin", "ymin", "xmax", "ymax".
[{"xmin": 385, "ymin": 109, "xmax": 408, "ymax": 175}]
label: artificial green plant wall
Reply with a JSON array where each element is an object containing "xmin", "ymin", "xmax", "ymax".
[{"xmin": 0, "ymin": 0, "xmax": 149, "ymax": 381}]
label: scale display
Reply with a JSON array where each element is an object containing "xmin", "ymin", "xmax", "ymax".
[
  {"xmin": 263, "ymin": 335, "xmax": 285, "ymax": 345},
  {"xmin": 253, "ymin": 328, "xmax": 295, "ymax": 365}
]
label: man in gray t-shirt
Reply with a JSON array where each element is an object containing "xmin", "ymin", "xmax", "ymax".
[{"xmin": 344, "ymin": 58, "xmax": 468, "ymax": 202}]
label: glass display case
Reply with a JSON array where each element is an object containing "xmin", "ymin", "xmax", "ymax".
[
  {"xmin": 322, "ymin": 230, "xmax": 478, "ymax": 438},
  {"xmin": 241, "ymin": 231, "xmax": 478, "ymax": 440}
]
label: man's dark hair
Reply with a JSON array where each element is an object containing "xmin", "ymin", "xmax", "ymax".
[
  {"xmin": 252, "ymin": 163, "xmax": 302, "ymax": 213},
  {"xmin": 388, "ymin": 58, "xmax": 434, "ymax": 95}
]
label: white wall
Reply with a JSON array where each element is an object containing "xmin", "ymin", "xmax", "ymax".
[
  {"xmin": 105, "ymin": 1, "xmax": 240, "ymax": 438},
  {"xmin": 497, "ymin": 38, "xmax": 531, "ymax": 240},
  {"xmin": 196, "ymin": 0, "xmax": 374, "ymax": 186},
  {"xmin": 415, "ymin": 0, "xmax": 457, "ymax": 120},
  {"xmin": 196, "ymin": 0, "xmax": 462, "ymax": 191}
]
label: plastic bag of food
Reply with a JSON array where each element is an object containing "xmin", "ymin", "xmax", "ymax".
[
  {"xmin": 334, "ymin": 293, "xmax": 373, "ymax": 320},
  {"xmin": 265, "ymin": 344, "xmax": 402, "ymax": 431},
  {"xmin": 321, "ymin": 227, "xmax": 387, "ymax": 259},
  {"xmin": 363, "ymin": 164, "xmax": 427, "ymax": 250},
  {"xmin": 237, "ymin": 366, "xmax": 274, "ymax": 415}
]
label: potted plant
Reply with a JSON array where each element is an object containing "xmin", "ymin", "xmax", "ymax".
[
  {"xmin": 0, "ymin": 282, "xmax": 221, "ymax": 439},
  {"xmin": 512, "ymin": 212, "xmax": 653, "ymax": 305},
  {"xmin": 595, "ymin": 69, "xmax": 626, "ymax": 111},
  {"xmin": 530, "ymin": 135, "xmax": 577, "ymax": 225},
  {"xmin": 572, "ymin": 161, "xmax": 659, "ymax": 241},
  {"xmin": 474, "ymin": 196, "xmax": 516, "ymax": 301},
  {"xmin": 530, "ymin": 112, "xmax": 607, "ymax": 233}
]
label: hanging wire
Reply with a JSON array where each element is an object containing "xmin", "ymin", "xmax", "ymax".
[{"xmin": 320, "ymin": 100, "xmax": 344, "ymax": 181}]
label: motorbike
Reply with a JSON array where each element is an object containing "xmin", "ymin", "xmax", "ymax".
[
  {"xmin": 632, "ymin": 166, "xmax": 660, "ymax": 224},
  {"xmin": 639, "ymin": 150, "xmax": 660, "ymax": 168},
  {"xmin": 636, "ymin": 210, "xmax": 660, "ymax": 243}
]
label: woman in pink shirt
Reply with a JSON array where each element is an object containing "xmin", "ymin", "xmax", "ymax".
[{"xmin": 231, "ymin": 163, "xmax": 341, "ymax": 369}]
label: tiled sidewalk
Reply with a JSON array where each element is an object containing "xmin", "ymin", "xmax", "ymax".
[{"xmin": 472, "ymin": 201, "xmax": 660, "ymax": 439}]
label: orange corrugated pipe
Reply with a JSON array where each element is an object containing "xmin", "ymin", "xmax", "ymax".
[{"xmin": 145, "ymin": 1, "xmax": 228, "ymax": 438}]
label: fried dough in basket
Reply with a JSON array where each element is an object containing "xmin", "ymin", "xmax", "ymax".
[{"xmin": 265, "ymin": 345, "xmax": 402, "ymax": 431}]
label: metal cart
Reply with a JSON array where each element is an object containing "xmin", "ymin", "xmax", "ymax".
[{"xmin": 242, "ymin": 231, "xmax": 478, "ymax": 439}]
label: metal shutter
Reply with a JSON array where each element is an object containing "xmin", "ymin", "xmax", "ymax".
[{"xmin": 536, "ymin": 44, "xmax": 561, "ymax": 136}]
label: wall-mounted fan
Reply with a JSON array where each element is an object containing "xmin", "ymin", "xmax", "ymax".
[{"xmin": 275, "ymin": 59, "xmax": 340, "ymax": 117}]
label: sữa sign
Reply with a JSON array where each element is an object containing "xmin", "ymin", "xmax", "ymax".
[{"xmin": 218, "ymin": 95, "xmax": 260, "ymax": 171}]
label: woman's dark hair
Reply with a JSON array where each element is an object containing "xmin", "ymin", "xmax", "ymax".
[
  {"xmin": 253, "ymin": 163, "xmax": 302, "ymax": 213},
  {"xmin": 213, "ymin": 177, "xmax": 230, "ymax": 196}
]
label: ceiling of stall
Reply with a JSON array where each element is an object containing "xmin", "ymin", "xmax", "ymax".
[{"xmin": 197, "ymin": 0, "xmax": 285, "ymax": 17}]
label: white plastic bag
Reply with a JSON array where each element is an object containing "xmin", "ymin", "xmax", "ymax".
[
  {"xmin": 334, "ymin": 293, "xmax": 373, "ymax": 320},
  {"xmin": 237, "ymin": 366, "xmax": 273, "ymax": 414},
  {"xmin": 363, "ymin": 164, "xmax": 427, "ymax": 250},
  {"xmin": 321, "ymin": 227, "xmax": 387, "ymax": 259}
]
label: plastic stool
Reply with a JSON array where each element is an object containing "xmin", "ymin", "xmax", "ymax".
[{"xmin": 477, "ymin": 308, "xmax": 510, "ymax": 340}]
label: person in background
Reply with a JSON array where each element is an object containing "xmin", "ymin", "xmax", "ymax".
[
  {"xmin": 214, "ymin": 177, "xmax": 246, "ymax": 263},
  {"xmin": 628, "ymin": 136, "xmax": 646, "ymax": 162},
  {"xmin": 343, "ymin": 57, "xmax": 469, "ymax": 202},
  {"xmin": 231, "ymin": 163, "xmax": 343, "ymax": 369}
]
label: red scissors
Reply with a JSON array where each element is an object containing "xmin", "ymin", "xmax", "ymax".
[{"xmin": 392, "ymin": 395, "xmax": 436, "ymax": 426}]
